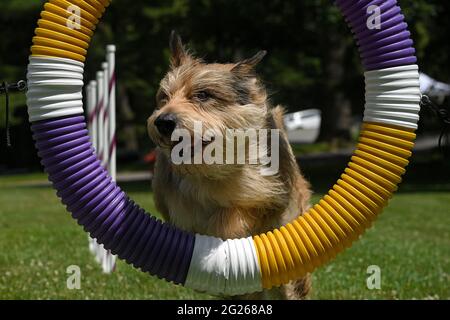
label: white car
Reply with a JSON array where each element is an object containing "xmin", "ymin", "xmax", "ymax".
[{"xmin": 284, "ymin": 109, "xmax": 322, "ymax": 144}]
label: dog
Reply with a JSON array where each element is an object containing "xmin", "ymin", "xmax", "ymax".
[{"xmin": 147, "ymin": 31, "xmax": 312, "ymax": 300}]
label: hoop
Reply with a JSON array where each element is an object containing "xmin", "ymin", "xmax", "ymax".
[{"xmin": 27, "ymin": 0, "xmax": 420, "ymax": 295}]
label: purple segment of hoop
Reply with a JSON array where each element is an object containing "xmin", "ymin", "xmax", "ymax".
[
  {"xmin": 357, "ymin": 23, "xmax": 408, "ymax": 47},
  {"xmin": 41, "ymin": 143, "xmax": 92, "ymax": 167},
  {"xmin": 335, "ymin": 0, "xmax": 417, "ymax": 71},
  {"xmin": 346, "ymin": 0, "xmax": 392, "ymax": 27},
  {"xmin": 365, "ymin": 56, "xmax": 417, "ymax": 71},
  {"xmin": 363, "ymin": 47, "xmax": 416, "ymax": 65},
  {"xmin": 352, "ymin": 5, "xmax": 401, "ymax": 35},
  {"xmin": 357, "ymin": 14, "xmax": 405, "ymax": 40},
  {"xmin": 339, "ymin": 0, "xmax": 385, "ymax": 17},
  {"xmin": 38, "ymin": 136, "xmax": 91, "ymax": 158},
  {"xmin": 90, "ymin": 193, "xmax": 127, "ymax": 240},
  {"xmin": 359, "ymin": 30, "xmax": 412, "ymax": 52},
  {"xmin": 56, "ymin": 166, "xmax": 106, "ymax": 198},
  {"xmin": 360, "ymin": 39, "xmax": 413, "ymax": 59},
  {"xmin": 30, "ymin": 114, "xmax": 195, "ymax": 285}
]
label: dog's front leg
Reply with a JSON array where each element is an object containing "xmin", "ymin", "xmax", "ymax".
[{"xmin": 206, "ymin": 207, "xmax": 260, "ymax": 240}]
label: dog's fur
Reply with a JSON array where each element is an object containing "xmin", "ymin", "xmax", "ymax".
[{"xmin": 147, "ymin": 32, "xmax": 312, "ymax": 300}]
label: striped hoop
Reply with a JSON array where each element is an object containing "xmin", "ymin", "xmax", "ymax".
[{"xmin": 27, "ymin": 0, "xmax": 420, "ymax": 295}]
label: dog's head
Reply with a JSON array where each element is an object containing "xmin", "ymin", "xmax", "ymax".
[{"xmin": 148, "ymin": 31, "xmax": 270, "ymax": 178}]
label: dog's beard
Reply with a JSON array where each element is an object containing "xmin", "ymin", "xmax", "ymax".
[
  {"xmin": 167, "ymin": 133, "xmax": 234, "ymax": 179},
  {"xmin": 171, "ymin": 162, "xmax": 238, "ymax": 180},
  {"xmin": 166, "ymin": 136, "xmax": 267, "ymax": 182}
]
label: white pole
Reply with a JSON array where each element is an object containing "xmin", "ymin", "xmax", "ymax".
[
  {"xmin": 94, "ymin": 73, "xmax": 105, "ymax": 263},
  {"xmin": 102, "ymin": 62, "xmax": 109, "ymax": 168},
  {"xmin": 86, "ymin": 81, "xmax": 97, "ymax": 255},
  {"xmin": 96, "ymin": 71, "xmax": 105, "ymax": 167},
  {"xmin": 106, "ymin": 45, "xmax": 117, "ymax": 273},
  {"xmin": 107, "ymin": 45, "xmax": 117, "ymax": 182},
  {"xmin": 101, "ymin": 62, "xmax": 113, "ymax": 273},
  {"xmin": 88, "ymin": 80, "xmax": 98, "ymax": 152},
  {"xmin": 96, "ymin": 71, "xmax": 108, "ymax": 270},
  {"xmin": 86, "ymin": 82, "xmax": 93, "ymax": 140}
]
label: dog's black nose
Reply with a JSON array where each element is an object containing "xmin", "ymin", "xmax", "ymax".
[{"xmin": 155, "ymin": 113, "xmax": 177, "ymax": 136}]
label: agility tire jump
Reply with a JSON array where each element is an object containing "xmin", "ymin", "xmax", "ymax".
[{"xmin": 27, "ymin": 0, "xmax": 420, "ymax": 295}]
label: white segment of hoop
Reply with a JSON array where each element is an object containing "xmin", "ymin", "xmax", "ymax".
[
  {"xmin": 27, "ymin": 70, "xmax": 84, "ymax": 80},
  {"xmin": 185, "ymin": 235, "xmax": 262, "ymax": 296},
  {"xmin": 364, "ymin": 64, "xmax": 418, "ymax": 76},
  {"xmin": 224, "ymin": 237, "xmax": 261, "ymax": 295},
  {"xmin": 28, "ymin": 64, "xmax": 84, "ymax": 74},
  {"xmin": 27, "ymin": 56, "xmax": 85, "ymax": 122},
  {"xmin": 29, "ymin": 56, "xmax": 85, "ymax": 67},
  {"xmin": 365, "ymin": 73, "xmax": 421, "ymax": 83},
  {"xmin": 363, "ymin": 64, "xmax": 421, "ymax": 129},
  {"xmin": 27, "ymin": 92, "xmax": 83, "ymax": 103},
  {"xmin": 365, "ymin": 94, "xmax": 421, "ymax": 102}
]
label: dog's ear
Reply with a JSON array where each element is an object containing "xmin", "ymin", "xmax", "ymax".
[
  {"xmin": 231, "ymin": 50, "xmax": 267, "ymax": 75},
  {"xmin": 169, "ymin": 30, "xmax": 189, "ymax": 68}
]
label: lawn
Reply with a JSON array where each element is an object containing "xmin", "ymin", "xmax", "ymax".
[{"xmin": 0, "ymin": 154, "xmax": 449, "ymax": 300}]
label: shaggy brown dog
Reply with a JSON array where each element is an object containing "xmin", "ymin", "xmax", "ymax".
[{"xmin": 147, "ymin": 32, "xmax": 312, "ymax": 299}]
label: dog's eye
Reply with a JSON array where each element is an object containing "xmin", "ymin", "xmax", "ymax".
[
  {"xmin": 157, "ymin": 91, "xmax": 169, "ymax": 106},
  {"xmin": 158, "ymin": 98, "xmax": 168, "ymax": 107},
  {"xmin": 194, "ymin": 91, "xmax": 213, "ymax": 102}
]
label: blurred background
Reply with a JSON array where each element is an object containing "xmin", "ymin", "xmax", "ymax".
[
  {"xmin": 0, "ymin": 0, "xmax": 449, "ymax": 300},
  {"xmin": 1, "ymin": 0, "xmax": 450, "ymax": 170}
]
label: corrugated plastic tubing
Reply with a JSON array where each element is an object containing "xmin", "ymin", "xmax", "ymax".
[{"xmin": 27, "ymin": 0, "xmax": 420, "ymax": 293}]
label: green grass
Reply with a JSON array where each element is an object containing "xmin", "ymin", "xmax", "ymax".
[
  {"xmin": 0, "ymin": 155, "xmax": 449, "ymax": 300},
  {"xmin": 291, "ymin": 142, "xmax": 333, "ymax": 156},
  {"xmin": 0, "ymin": 178, "xmax": 210, "ymax": 300}
]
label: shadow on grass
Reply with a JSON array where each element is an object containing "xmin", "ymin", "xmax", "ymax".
[{"xmin": 119, "ymin": 179, "xmax": 153, "ymax": 194}]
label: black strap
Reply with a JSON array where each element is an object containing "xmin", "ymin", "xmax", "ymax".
[
  {"xmin": 420, "ymin": 95, "xmax": 450, "ymax": 156},
  {"xmin": 1, "ymin": 81, "xmax": 11, "ymax": 147},
  {"xmin": 0, "ymin": 80, "xmax": 27, "ymax": 148}
]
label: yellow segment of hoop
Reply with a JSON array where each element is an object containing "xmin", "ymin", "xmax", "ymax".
[
  {"xmin": 254, "ymin": 122, "xmax": 416, "ymax": 289},
  {"xmin": 31, "ymin": 0, "xmax": 110, "ymax": 61}
]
